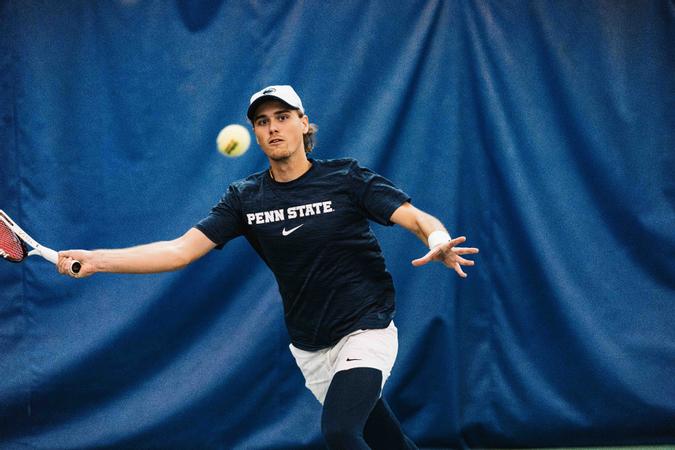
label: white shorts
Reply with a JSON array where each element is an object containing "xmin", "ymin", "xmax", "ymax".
[{"xmin": 289, "ymin": 321, "xmax": 398, "ymax": 405}]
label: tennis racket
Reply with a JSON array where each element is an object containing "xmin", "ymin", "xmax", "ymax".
[{"xmin": 0, "ymin": 209, "xmax": 81, "ymax": 275}]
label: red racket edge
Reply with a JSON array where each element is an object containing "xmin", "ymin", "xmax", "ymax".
[
  {"xmin": 0, "ymin": 225, "xmax": 27, "ymax": 262},
  {"xmin": 2, "ymin": 255, "xmax": 25, "ymax": 263}
]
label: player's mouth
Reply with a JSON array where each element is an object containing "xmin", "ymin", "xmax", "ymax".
[{"xmin": 269, "ymin": 138, "xmax": 284, "ymax": 145}]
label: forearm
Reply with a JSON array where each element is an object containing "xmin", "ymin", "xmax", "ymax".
[
  {"xmin": 410, "ymin": 211, "xmax": 449, "ymax": 246},
  {"xmin": 391, "ymin": 203, "xmax": 450, "ymax": 247},
  {"xmin": 58, "ymin": 228, "xmax": 216, "ymax": 278},
  {"xmin": 89, "ymin": 240, "xmax": 191, "ymax": 274}
]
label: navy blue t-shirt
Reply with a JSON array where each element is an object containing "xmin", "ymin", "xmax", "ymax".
[{"xmin": 195, "ymin": 158, "xmax": 410, "ymax": 350}]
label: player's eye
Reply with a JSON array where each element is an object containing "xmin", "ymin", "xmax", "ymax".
[
  {"xmin": 256, "ymin": 118, "xmax": 268, "ymax": 126},
  {"xmin": 277, "ymin": 113, "xmax": 289, "ymax": 121}
]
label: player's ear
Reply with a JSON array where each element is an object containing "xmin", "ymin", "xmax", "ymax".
[{"xmin": 301, "ymin": 114, "xmax": 309, "ymax": 133}]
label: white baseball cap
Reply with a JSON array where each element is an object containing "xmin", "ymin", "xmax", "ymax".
[{"xmin": 247, "ymin": 85, "xmax": 305, "ymax": 121}]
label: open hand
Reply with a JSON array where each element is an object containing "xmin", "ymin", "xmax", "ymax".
[{"xmin": 411, "ymin": 236, "xmax": 479, "ymax": 278}]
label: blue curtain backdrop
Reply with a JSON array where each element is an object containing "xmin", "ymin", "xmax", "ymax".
[{"xmin": 1, "ymin": 1, "xmax": 674, "ymax": 448}]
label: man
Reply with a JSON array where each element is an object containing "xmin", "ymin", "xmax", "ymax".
[{"xmin": 58, "ymin": 85, "xmax": 479, "ymax": 449}]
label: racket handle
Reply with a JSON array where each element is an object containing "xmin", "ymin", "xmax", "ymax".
[
  {"xmin": 37, "ymin": 248, "xmax": 80, "ymax": 274},
  {"xmin": 70, "ymin": 260, "xmax": 81, "ymax": 274},
  {"xmin": 38, "ymin": 247, "xmax": 59, "ymax": 264}
]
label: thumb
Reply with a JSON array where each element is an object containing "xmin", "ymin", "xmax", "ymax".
[
  {"xmin": 59, "ymin": 249, "xmax": 89, "ymax": 263},
  {"xmin": 411, "ymin": 246, "xmax": 442, "ymax": 267}
]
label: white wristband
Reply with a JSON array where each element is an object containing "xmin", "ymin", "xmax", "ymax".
[{"xmin": 427, "ymin": 230, "xmax": 451, "ymax": 249}]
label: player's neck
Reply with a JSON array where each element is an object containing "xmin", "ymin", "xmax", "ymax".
[{"xmin": 269, "ymin": 153, "xmax": 311, "ymax": 182}]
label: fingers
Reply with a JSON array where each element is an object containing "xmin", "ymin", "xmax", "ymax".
[
  {"xmin": 57, "ymin": 253, "xmax": 75, "ymax": 276},
  {"xmin": 455, "ymin": 256, "xmax": 475, "ymax": 266},
  {"xmin": 412, "ymin": 235, "xmax": 479, "ymax": 278},
  {"xmin": 411, "ymin": 246, "xmax": 443, "ymax": 267},
  {"xmin": 57, "ymin": 252, "xmax": 71, "ymax": 274},
  {"xmin": 454, "ymin": 247, "xmax": 480, "ymax": 255},
  {"xmin": 448, "ymin": 236, "xmax": 467, "ymax": 246},
  {"xmin": 412, "ymin": 239, "xmax": 471, "ymax": 267},
  {"xmin": 453, "ymin": 262, "xmax": 468, "ymax": 278},
  {"xmin": 57, "ymin": 250, "xmax": 89, "ymax": 278}
]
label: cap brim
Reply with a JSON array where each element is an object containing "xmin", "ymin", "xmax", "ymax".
[{"xmin": 247, "ymin": 96, "xmax": 299, "ymax": 121}]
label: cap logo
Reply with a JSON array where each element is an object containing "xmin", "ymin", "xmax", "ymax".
[{"xmin": 262, "ymin": 88, "xmax": 276, "ymax": 94}]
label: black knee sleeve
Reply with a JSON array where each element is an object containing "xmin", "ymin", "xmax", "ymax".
[
  {"xmin": 364, "ymin": 398, "xmax": 418, "ymax": 450},
  {"xmin": 321, "ymin": 367, "xmax": 383, "ymax": 450}
]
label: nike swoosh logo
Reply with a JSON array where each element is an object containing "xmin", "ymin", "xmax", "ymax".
[
  {"xmin": 346, "ymin": 358, "xmax": 362, "ymax": 362},
  {"xmin": 282, "ymin": 224, "xmax": 304, "ymax": 236}
]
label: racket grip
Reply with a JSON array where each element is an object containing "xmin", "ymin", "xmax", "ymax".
[
  {"xmin": 39, "ymin": 247, "xmax": 59, "ymax": 264},
  {"xmin": 70, "ymin": 260, "xmax": 81, "ymax": 274}
]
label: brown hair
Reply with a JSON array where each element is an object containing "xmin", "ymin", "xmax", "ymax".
[
  {"xmin": 303, "ymin": 121, "xmax": 318, "ymax": 153},
  {"xmin": 296, "ymin": 111, "xmax": 318, "ymax": 153}
]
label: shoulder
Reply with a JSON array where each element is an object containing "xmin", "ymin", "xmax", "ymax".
[
  {"xmin": 314, "ymin": 157, "xmax": 359, "ymax": 167},
  {"xmin": 312, "ymin": 157, "xmax": 362, "ymax": 175},
  {"xmin": 228, "ymin": 169, "xmax": 267, "ymax": 194}
]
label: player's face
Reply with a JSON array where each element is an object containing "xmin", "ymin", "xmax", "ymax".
[{"xmin": 252, "ymin": 101, "xmax": 309, "ymax": 162}]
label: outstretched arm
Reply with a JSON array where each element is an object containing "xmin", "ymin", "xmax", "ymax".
[
  {"xmin": 389, "ymin": 202, "xmax": 479, "ymax": 278},
  {"xmin": 56, "ymin": 227, "xmax": 217, "ymax": 278}
]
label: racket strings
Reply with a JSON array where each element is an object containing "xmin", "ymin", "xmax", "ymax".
[{"xmin": 0, "ymin": 220, "xmax": 26, "ymax": 262}]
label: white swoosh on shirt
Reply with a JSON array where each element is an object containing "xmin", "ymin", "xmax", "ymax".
[{"xmin": 282, "ymin": 224, "xmax": 304, "ymax": 236}]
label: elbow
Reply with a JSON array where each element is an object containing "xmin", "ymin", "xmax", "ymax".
[
  {"xmin": 167, "ymin": 241, "xmax": 193, "ymax": 271},
  {"xmin": 164, "ymin": 228, "xmax": 214, "ymax": 272},
  {"xmin": 171, "ymin": 254, "xmax": 191, "ymax": 271}
]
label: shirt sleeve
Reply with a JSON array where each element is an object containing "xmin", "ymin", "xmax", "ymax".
[
  {"xmin": 194, "ymin": 185, "xmax": 245, "ymax": 249},
  {"xmin": 348, "ymin": 160, "xmax": 411, "ymax": 226}
]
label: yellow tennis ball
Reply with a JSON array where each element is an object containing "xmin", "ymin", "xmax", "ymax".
[{"xmin": 216, "ymin": 124, "xmax": 251, "ymax": 157}]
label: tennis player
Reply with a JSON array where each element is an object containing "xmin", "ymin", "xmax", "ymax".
[{"xmin": 58, "ymin": 85, "xmax": 479, "ymax": 449}]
